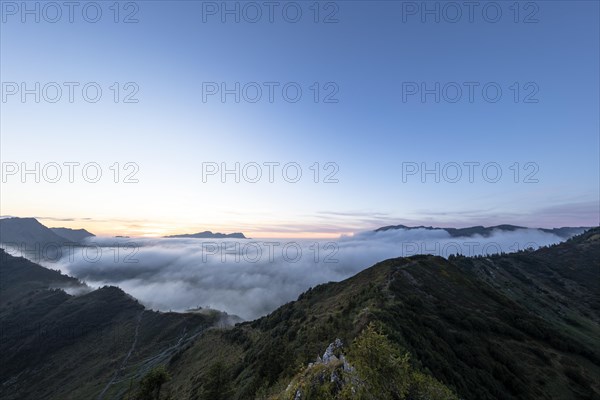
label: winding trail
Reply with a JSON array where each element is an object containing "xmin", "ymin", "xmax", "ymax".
[
  {"xmin": 109, "ymin": 323, "xmax": 212, "ymax": 399},
  {"xmin": 97, "ymin": 310, "xmax": 144, "ymax": 400},
  {"xmin": 96, "ymin": 312, "xmax": 213, "ymax": 400}
]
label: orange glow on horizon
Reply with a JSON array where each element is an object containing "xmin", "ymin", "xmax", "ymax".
[{"xmin": 36, "ymin": 217, "xmax": 351, "ymax": 240}]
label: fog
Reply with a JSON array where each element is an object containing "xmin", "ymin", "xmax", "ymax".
[{"xmin": 44, "ymin": 228, "xmax": 567, "ymax": 320}]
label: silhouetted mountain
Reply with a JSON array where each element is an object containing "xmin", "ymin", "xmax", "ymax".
[
  {"xmin": 0, "ymin": 217, "xmax": 94, "ymax": 262},
  {"xmin": 50, "ymin": 227, "xmax": 95, "ymax": 242},
  {"xmin": 165, "ymin": 231, "xmax": 247, "ymax": 239},
  {"xmin": 0, "ymin": 217, "xmax": 68, "ymax": 246},
  {"xmin": 539, "ymin": 226, "xmax": 593, "ymax": 238},
  {"xmin": 375, "ymin": 224, "xmax": 590, "ymax": 238}
]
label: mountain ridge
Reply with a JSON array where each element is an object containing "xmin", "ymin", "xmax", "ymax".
[
  {"xmin": 1, "ymin": 222, "xmax": 598, "ymax": 399},
  {"xmin": 374, "ymin": 224, "xmax": 590, "ymax": 238},
  {"xmin": 0, "ymin": 249, "xmax": 236, "ymax": 400},
  {"xmin": 49, "ymin": 227, "xmax": 95, "ymax": 242},
  {"xmin": 165, "ymin": 231, "xmax": 248, "ymax": 239},
  {"xmin": 0, "ymin": 217, "xmax": 71, "ymax": 245},
  {"xmin": 163, "ymin": 227, "xmax": 600, "ymax": 399}
]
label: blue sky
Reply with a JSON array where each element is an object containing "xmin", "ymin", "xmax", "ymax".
[{"xmin": 1, "ymin": 1, "xmax": 598, "ymax": 236}]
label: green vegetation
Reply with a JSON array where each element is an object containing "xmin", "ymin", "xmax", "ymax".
[
  {"xmin": 0, "ymin": 250, "xmax": 224, "ymax": 400},
  {"xmin": 275, "ymin": 323, "xmax": 458, "ymax": 400},
  {"xmin": 131, "ymin": 366, "xmax": 171, "ymax": 400},
  {"xmin": 164, "ymin": 228, "xmax": 600, "ymax": 400},
  {"xmin": 348, "ymin": 323, "xmax": 411, "ymax": 399},
  {"xmin": 2, "ymin": 228, "xmax": 599, "ymax": 400},
  {"xmin": 198, "ymin": 361, "xmax": 233, "ymax": 400}
]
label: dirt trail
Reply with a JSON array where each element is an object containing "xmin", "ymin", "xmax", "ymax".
[
  {"xmin": 97, "ymin": 310, "xmax": 144, "ymax": 400},
  {"xmin": 110, "ymin": 323, "xmax": 212, "ymax": 399}
]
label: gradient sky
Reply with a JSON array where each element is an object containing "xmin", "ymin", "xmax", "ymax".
[{"xmin": 1, "ymin": 0, "xmax": 599, "ymax": 237}]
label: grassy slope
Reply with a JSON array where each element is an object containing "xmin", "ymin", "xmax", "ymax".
[
  {"xmin": 165, "ymin": 228, "xmax": 600, "ymax": 400},
  {"xmin": 2, "ymin": 228, "xmax": 598, "ymax": 399},
  {"xmin": 0, "ymin": 250, "xmax": 222, "ymax": 400}
]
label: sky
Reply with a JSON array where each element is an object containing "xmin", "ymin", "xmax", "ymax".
[{"xmin": 1, "ymin": 0, "xmax": 599, "ymax": 237}]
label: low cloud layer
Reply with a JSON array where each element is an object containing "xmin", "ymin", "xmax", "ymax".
[{"xmin": 42, "ymin": 228, "xmax": 572, "ymax": 320}]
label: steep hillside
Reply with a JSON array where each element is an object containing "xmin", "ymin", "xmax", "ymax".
[
  {"xmin": 0, "ymin": 247, "xmax": 84, "ymax": 304},
  {"xmin": 2, "ymin": 229, "xmax": 598, "ymax": 399},
  {"xmin": 164, "ymin": 228, "xmax": 599, "ymax": 400},
  {"xmin": 0, "ymin": 250, "xmax": 227, "ymax": 400}
]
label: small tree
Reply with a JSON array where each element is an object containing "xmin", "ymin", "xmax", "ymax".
[
  {"xmin": 272, "ymin": 323, "xmax": 459, "ymax": 400},
  {"xmin": 135, "ymin": 365, "xmax": 171, "ymax": 400},
  {"xmin": 200, "ymin": 361, "xmax": 232, "ymax": 400},
  {"xmin": 408, "ymin": 371, "xmax": 459, "ymax": 400},
  {"xmin": 347, "ymin": 323, "xmax": 411, "ymax": 400}
]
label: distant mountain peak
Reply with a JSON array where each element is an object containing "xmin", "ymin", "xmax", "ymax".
[
  {"xmin": 165, "ymin": 231, "xmax": 247, "ymax": 239},
  {"xmin": 50, "ymin": 227, "xmax": 95, "ymax": 242},
  {"xmin": 374, "ymin": 224, "xmax": 590, "ymax": 238},
  {"xmin": 0, "ymin": 217, "xmax": 94, "ymax": 248},
  {"xmin": 0, "ymin": 217, "xmax": 70, "ymax": 245}
]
